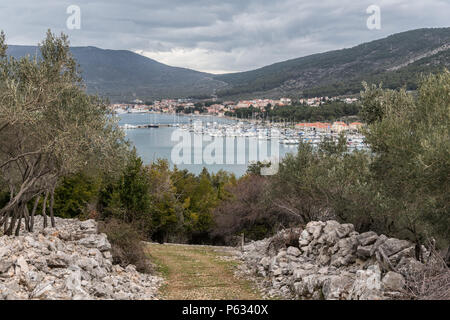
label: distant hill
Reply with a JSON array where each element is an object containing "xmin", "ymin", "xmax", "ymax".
[
  {"xmin": 6, "ymin": 45, "xmax": 226, "ymax": 102},
  {"xmin": 213, "ymin": 28, "xmax": 450, "ymax": 98},
  {"xmin": 7, "ymin": 28, "xmax": 450, "ymax": 101}
]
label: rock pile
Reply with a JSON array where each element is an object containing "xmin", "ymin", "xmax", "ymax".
[
  {"xmin": 238, "ymin": 220, "xmax": 425, "ymax": 300},
  {"xmin": 0, "ymin": 217, "xmax": 163, "ymax": 300}
]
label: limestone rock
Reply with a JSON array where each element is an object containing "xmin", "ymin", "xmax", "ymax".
[
  {"xmin": 356, "ymin": 245, "xmax": 373, "ymax": 259},
  {"xmin": 348, "ymin": 265, "xmax": 383, "ymax": 300},
  {"xmin": 77, "ymin": 233, "xmax": 111, "ymax": 252},
  {"xmin": 299, "ymin": 229, "xmax": 312, "ymax": 246},
  {"xmin": 305, "ymin": 221, "xmax": 325, "ymax": 240},
  {"xmin": 322, "ymin": 273, "xmax": 354, "ymax": 300},
  {"xmin": 330, "ymin": 237, "xmax": 358, "ymax": 267},
  {"xmin": 370, "ymin": 234, "xmax": 388, "ymax": 256},
  {"xmin": 30, "ymin": 281, "xmax": 55, "ymax": 299},
  {"xmin": 237, "ymin": 219, "xmax": 418, "ymax": 300},
  {"xmin": 380, "ymin": 238, "xmax": 412, "ymax": 257},
  {"xmin": 47, "ymin": 253, "xmax": 70, "ymax": 268},
  {"xmin": 0, "ymin": 259, "xmax": 14, "ymax": 275},
  {"xmin": 286, "ymin": 246, "xmax": 301, "ymax": 257},
  {"xmin": 388, "ymin": 246, "xmax": 415, "ymax": 265},
  {"xmin": 357, "ymin": 231, "xmax": 378, "ymax": 246},
  {"xmin": 396, "ymin": 257, "xmax": 425, "ymax": 275},
  {"xmin": 15, "ymin": 256, "xmax": 29, "ymax": 274},
  {"xmin": 0, "ymin": 216, "xmax": 162, "ymax": 300},
  {"xmin": 382, "ymin": 272, "xmax": 405, "ymax": 292}
]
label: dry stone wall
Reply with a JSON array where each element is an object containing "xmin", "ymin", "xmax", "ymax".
[
  {"xmin": 238, "ymin": 220, "xmax": 425, "ymax": 299},
  {"xmin": 0, "ymin": 217, "xmax": 163, "ymax": 300}
]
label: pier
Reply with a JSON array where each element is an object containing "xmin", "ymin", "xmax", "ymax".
[{"xmin": 120, "ymin": 123, "xmax": 176, "ymax": 129}]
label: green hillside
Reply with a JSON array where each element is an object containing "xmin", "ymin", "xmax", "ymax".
[{"xmin": 214, "ymin": 28, "xmax": 450, "ymax": 98}]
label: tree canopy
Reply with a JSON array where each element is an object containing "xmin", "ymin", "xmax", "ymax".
[{"xmin": 0, "ymin": 30, "xmax": 127, "ymax": 235}]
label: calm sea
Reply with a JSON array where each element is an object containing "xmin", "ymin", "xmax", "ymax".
[{"xmin": 117, "ymin": 113, "xmax": 297, "ymax": 176}]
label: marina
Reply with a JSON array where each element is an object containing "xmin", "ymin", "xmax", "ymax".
[
  {"xmin": 116, "ymin": 113, "xmax": 368, "ymax": 176},
  {"xmin": 120, "ymin": 116, "xmax": 369, "ymax": 151}
]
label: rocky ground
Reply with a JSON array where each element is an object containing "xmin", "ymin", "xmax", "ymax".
[
  {"xmin": 0, "ymin": 217, "xmax": 163, "ymax": 300},
  {"xmin": 235, "ymin": 220, "xmax": 428, "ymax": 300}
]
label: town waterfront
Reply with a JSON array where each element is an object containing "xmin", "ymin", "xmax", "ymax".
[{"xmin": 117, "ymin": 113, "xmax": 298, "ymax": 176}]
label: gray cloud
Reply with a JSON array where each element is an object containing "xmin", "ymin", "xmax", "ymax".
[{"xmin": 1, "ymin": 0, "xmax": 448, "ymax": 73}]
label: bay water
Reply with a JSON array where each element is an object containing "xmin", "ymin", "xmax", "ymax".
[{"xmin": 117, "ymin": 113, "xmax": 297, "ymax": 176}]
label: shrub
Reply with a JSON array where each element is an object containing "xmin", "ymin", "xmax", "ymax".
[
  {"xmin": 404, "ymin": 247, "xmax": 450, "ymax": 300},
  {"xmin": 266, "ymin": 228, "xmax": 303, "ymax": 255},
  {"xmin": 211, "ymin": 175, "xmax": 301, "ymax": 245},
  {"xmin": 98, "ymin": 218, "xmax": 153, "ymax": 274}
]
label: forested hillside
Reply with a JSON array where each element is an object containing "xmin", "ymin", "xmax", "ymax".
[
  {"xmin": 214, "ymin": 28, "xmax": 450, "ymax": 98},
  {"xmin": 7, "ymin": 28, "xmax": 450, "ymax": 101}
]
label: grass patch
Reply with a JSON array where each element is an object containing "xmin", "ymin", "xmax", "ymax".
[{"xmin": 145, "ymin": 243, "xmax": 264, "ymax": 299}]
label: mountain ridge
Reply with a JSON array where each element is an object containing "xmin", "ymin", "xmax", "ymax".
[
  {"xmin": 213, "ymin": 27, "xmax": 450, "ymax": 98},
  {"xmin": 6, "ymin": 44, "xmax": 225, "ymax": 102},
  {"xmin": 7, "ymin": 27, "xmax": 450, "ymax": 102}
]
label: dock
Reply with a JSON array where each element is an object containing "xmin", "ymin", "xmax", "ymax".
[{"xmin": 120, "ymin": 123, "xmax": 177, "ymax": 129}]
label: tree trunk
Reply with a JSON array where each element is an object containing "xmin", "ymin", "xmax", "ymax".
[
  {"xmin": 0, "ymin": 176, "xmax": 38, "ymax": 217},
  {"xmin": 415, "ymin": 243, "xmax": 424, "ymax": 263},
  {"xmin": 49, "ymin": 187, "xmax": 55, "ymax": 228},
  {"xmin": 42, "ymin": 191, "xmax": 49, "ymax": 229},
  {"xmin": 15, "ymin": 205, "xmax": 23, "ymax": 236},
  {"xmin": 30, "ymin": 194, "xmax": 40, "ymax": 232},
  {"xmin": 23, "ymin": 204, "xmax": 30, "ymax": 232},
  {"xmin": 2, "ymin": 210, "xmax": 9, "ymax": 233},
  {"xmin": 6, "ymin": 207, "xmax": 18, "ymax": 236}
]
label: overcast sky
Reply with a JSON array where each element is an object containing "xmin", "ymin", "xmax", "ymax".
[{"xmin": 1, "ymin": 0, "xmax": 448, "ymax": 73}]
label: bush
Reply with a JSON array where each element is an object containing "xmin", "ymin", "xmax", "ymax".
[
  {"xmin": 98, "ymin": 218, "xmax": 153, "ymax": 274},
  {"xmin": 261, "ymin": 71, "xmax": 449, "ymax": 252},
  {"xmin": 361, "ymin": 71, "xmax": 450, "ymax": 246},
  {"xmin": 211, "ymin": 175, "xmax": 301, "ymax": 245},
  {"xmin": 404, "ymin": 248, "xmax": 450, "ymax": 300},
  {"xmin": 266, "ymin": 228, "xmax": 303, "ymax": 255}
]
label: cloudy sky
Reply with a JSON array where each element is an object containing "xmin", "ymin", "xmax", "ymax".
[{"xmin": 1, "ymin": 0, "xmax": 448, "ymax": 73}]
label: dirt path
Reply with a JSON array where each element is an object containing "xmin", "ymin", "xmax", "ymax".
[{"xmin": 146, "ymin": 243, "xmax": 262, "ymax": 300}]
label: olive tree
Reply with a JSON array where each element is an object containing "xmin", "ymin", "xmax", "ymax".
[
  {"xmin": 0, "ymin": 30, "xmax": 127, "ymax": 235},
  {"xmin": 361, "ymin": 71, "xmax": 450, "ymax": 248}
]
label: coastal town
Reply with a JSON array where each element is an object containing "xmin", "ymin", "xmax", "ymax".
[
  {"xmin": 113, "ymin": 96, "xmax": 365, "ymax": 150},
  {"xmin": 111, "ymin": 96, "xmax": 359, "ymax": 116}
]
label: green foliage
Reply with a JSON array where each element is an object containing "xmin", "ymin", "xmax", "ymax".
[
  {"xmin": 99, "ymin": 150, "xmax": 152, "ymax": 231},
  {"xmin": 54, "ymin": 172, "xmax": 101, "ymax": 218},
  {"xmin": 262, "ymin": 70, "xmax": 450, "ymax": 247},
  {"xmin": 246, "ymin": 161, "xmax": 272, "ymax": 176},
  {"xmin": 146, "ymin": 159, "xmax": 181, "ymax": 241},
  {"xmin": 96, "ymin": 154, "xmax": 236, "ymax": 243},
  {"xmin": 0, "ymin": 30, "xmax": 128, "ymax": 234},
  {"xmin": 362, "ymin": 70, "xmax": 450, "ymax": 245},
  {"xmin": 228, "ymin": 101, "xmax": 361, "ymax": 122}
]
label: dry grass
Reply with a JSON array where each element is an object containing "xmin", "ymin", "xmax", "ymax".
[
  {"xmin": 146, "ymin": 243, "xmax": 263, "ymax": 300},
  {"xmin": 404, "ymin": 247, "xmax": 450, "ymax": 300}
]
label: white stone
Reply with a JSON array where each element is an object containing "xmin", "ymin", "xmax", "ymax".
[
  {"xmin": 382, "ymin": 271, "xmax": 405, "ymax": 292},
  {"xmin": 15, "ymin": 256, "xmax": 29, "ymax": 274},
  {"xmin": 348, "ymin": 265, "xmax": 382, "ymax": 300},
  {"xmin": 286, "ymin": 246, "xmax": 301, "ymax": 257}
]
